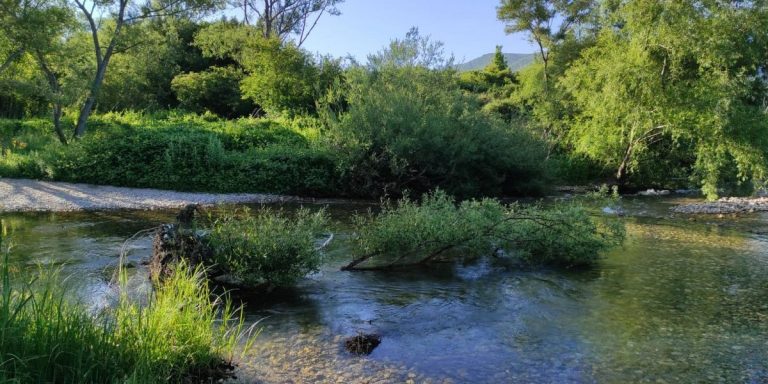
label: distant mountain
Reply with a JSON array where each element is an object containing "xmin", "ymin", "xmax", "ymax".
[{"xmin": 456, "ymin": 53, "xmax": 536, "ymax": 72}]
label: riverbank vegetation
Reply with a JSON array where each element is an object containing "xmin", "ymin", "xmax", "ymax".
[
  {"xmin": 343, "ymin": 191, "xmax": 624, "ymax": 270},
  {"xmin": 0, "ymin": 236, "xmax": 254, "ymax": 382},
  {"xmin": 2, "ymin": 1, "xmax": 766, "ymax": 199},
  {"xmin": 156, "ymin": 193, "xmax": 623, "ymax": 279},
  {"xmin": 207, "ymin": 207, "xmax": 328, "ymax": 287}
]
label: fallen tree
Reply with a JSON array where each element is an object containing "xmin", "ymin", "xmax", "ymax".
[{"xmin": 342, "ymin": 191, "xmax": 624, "ymax": 271}]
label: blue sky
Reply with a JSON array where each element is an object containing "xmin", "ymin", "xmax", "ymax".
[{"xmin": 300, "ymin": 0, "xmax": 537, "ymax": 63}]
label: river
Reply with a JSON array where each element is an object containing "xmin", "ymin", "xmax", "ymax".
[{"xmin": 1, "ymin": 197, "xmax": 767, "ymax": 383}]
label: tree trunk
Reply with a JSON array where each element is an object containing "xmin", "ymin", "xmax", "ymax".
[
  {"xmin": 74, "ymin": 61, "xmax": 109, "ymax": 138},
  {"xmin": 73, "ymin": 0, "xmax": 125, "ymax": 138},
  {"xmin": 263, "ymin": 0, "xmax": 272, "ymax": 38},
  {"xmin": 615, "ymin": 142, "xmax": 634, "ymax": 186},
  {"xmin": 35, "ymin": 51, "xmax": 68, "ymax": 145},
  {"xmin": 52, "ymin": 103, "xmax": 67, "ymax": 145}
]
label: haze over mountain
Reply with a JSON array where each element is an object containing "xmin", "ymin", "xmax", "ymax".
[{"xmin": 456, "ymin": 52, "xmax": 536, "ymax": 72}]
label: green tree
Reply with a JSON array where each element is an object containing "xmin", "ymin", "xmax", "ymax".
[
  {"xmin": 329, "ymin": 65, "xmax": 547, "ymax": 198},
  {"xmin": 497, "ymin": 0, "xmax": 597, "ymax": 154},
  {"xmin": 490, "ymin": 45, "xmax": 508, "ymax": 71},
  {"xmin": 457, "ymin": 46, "xmax": 518, "ymax": 121},
  {"xmin": 68, "ymin": 0, "xmax": 221, "ymax": 137},
  {"xmin": 497, "ymin": 0, "xmax": 595, "ymax": 84},
  {"xmin": 367, "ymin": 27, "xmax": 452, "ymax": 70},
  {"xmin": 194, "ymin": 22, "xmax": 341, "ymax": 116},
  {"xmin": 561, "ymin": 0, "xmax": 768, "ymax": 197},
  {"xmin": 171, "ymin": 66, "xmax": 254, "ymax": 116},
  {"xmin": 0, "ymin": 0, "xmax": 76, "ymax": 142}
]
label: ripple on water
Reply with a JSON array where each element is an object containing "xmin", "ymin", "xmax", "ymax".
[{"xmin": 2, "ymin": 199, "xmax": 768, "ymax": 383}]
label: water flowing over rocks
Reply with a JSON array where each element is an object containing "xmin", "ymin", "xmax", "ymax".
[{"xmin": 672, "ymin": 197, "xmax": 768, "ymax": 214}]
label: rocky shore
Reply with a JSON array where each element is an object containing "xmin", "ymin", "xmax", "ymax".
[
  {"xmin": 0, "ymin": 178, "xmax": 294, "ymax": 212},
  {"xmin": 672, "ymin": 197, "xmax": 768, "ymax": 214}
]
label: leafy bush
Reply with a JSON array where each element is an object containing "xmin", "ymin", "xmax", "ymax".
[
  {"xmin": 27, "ymin": 113, "xmax": 341, "ymax": 195},
  {"xmin": 206, "ymin": 207, "xmax": 328, "ymax": 287},
  {"xmin": 230, "ymin": 145, "xmax": 339, "ymax": 195},
  {"xmin": 0, "ymin": 245, "xmax": 253, "ymax": 383},
  {"xmin": 171, "ymin": 66, "xmax": 255, "ymax": 118},
  {"xmin": 216, "ymin": 119, "xmax": 307, "ymax": 151},
  {"xmin": 345, "ymin": 190, "xmax": 625, "ymax": 270},
  {"xmin": 329, "ymin": 67, "xmax": 548, "ymax": 198}
]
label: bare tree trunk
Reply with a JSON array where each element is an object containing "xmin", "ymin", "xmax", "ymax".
[
  {"xmin": 532, "ymin": 34, "xmax": 549, "ymax": 86},
  {"xmin": 74, "ymin": 67, "xmax": 104, "ymax": 138},
  {"xmin": 263, "ymin": 0, "xmax": 272, "ymax": 37},
  {"xmin": 615, "ymin": 153, "xmax": 629, "ymax": 185},
  {"xmin": 616, "ymin": 127, "xmax": 640, "ymax": 186}
]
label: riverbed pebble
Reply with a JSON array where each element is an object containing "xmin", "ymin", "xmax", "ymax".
[
  {"xmin": 0, "ymin": 178, "xmax": 295, "ymax": 212},
  {"xmin": 230, "ymin": 330, "xmax": 444, "ymax": 384},
  {"xmin": 672, "ymin": 197, "xmax": 768, "ymax": 214}
]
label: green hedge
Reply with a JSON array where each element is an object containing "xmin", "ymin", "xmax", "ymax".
[{"xmin": 0, "ymin": 114, "xmax": 340, "ymax": 196}]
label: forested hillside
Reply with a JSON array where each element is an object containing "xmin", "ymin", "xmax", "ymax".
[{"xmin": 456, "ymin": 52, "xmax": 535, "ymax": 72}]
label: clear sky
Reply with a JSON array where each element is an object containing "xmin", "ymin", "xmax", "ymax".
[{"xmin": 300, "ymin": 0, "xmax": 537, "ymax": 64}]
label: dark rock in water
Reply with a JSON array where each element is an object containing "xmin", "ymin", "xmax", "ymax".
[
  {"xmin": 149, "ymin": 205, "xmax": 213, "ymax": 283},
  {"xmin": 344, "ymin": 334, "xmax": 381, "ymax": 355}
]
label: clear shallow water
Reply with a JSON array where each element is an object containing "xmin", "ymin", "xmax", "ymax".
[{"xmin": 1, "ymin": 198, "xmax": 767, "ymax": 383}]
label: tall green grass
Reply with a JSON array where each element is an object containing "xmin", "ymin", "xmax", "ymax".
[{"xmin": 0, "ymin": 234, "xmax": 256, "ymax": 383}]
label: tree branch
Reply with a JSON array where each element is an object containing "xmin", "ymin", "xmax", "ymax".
[{"xmin": 0, "ymin": 48, "xmax": 25, "ymax": 74}]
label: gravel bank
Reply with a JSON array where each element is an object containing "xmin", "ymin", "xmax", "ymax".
[
  {"xmin": 0, "ymin": 178, "xmax": 295, "ymax": 212},
  {"xmin": 672, "ymin": 197, "xmax": 768, "ymax": 214}
]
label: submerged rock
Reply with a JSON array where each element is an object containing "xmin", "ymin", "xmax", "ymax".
[{"xmin": 344, "ymin": 334, "xmax": 382, "ymax": 355}]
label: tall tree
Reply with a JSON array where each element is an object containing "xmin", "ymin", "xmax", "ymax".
[
  {"xmin": 194, "ymin": 21, "xmax": 341, "ymax": 116},
  {"xmin": 367, "ymin": 27, "xmax": 452, "ymax": 70},
  {"xmin": 490, "ymin": 45, "xmax": 508, "ymax": 71},
  {"xmin": 237, "ymin": 0, "xmax": 343, "ymax": 46},
  {"xmin": 561, "ymin": 0, "xmax": 768, "ymax": 196},
  {"xmin": 0, "ymin": 0, "xmax": 74, "ymax": 142},
  {"xmin": 497, "ymin": 0, "xmax": 594, "ymax": 84},
  {"xmin": 69, "ymin": 0, "xmax": 220, "ymax": 137}
]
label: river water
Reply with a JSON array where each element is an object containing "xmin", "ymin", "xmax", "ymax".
[{"xmin": 1, "ymin": 197, "xmax": 767, "ymax": 383}]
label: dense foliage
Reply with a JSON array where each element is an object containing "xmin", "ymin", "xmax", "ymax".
[
  {"xmin": 206, "ymin": 207, "xmax": 328, "ymax": 287},
  {"xmin": 344, "ymin": 191, "xmax": 625, "ymax": 270},
  {"xmin": 329, "ymin": 65, "xmax": 547, "ymax": 198},
  {"xmin": 2, "ymin": 0, "xmax": 768, "ymax": 198},
  {"xmin": 0, "ymin": 113, "xmax": 340, "ymax": 196},
  {"xmin": 498, "ymin": 0, "xmax": 768, "ymax": 197}
]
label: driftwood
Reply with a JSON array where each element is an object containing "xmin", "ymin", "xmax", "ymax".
[{"xmin": 149, "ymin": 204, "xmax": 213, "ymax": 283}]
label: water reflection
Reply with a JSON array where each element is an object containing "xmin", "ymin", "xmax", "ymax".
[{"xmin": 1, "ymin": 198, "xmax": 767, "ymax": 383}]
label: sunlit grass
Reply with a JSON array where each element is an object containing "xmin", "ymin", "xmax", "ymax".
[{"xmin": 0, "ymin": 235, "xmax": 256, "ymax": 383}]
